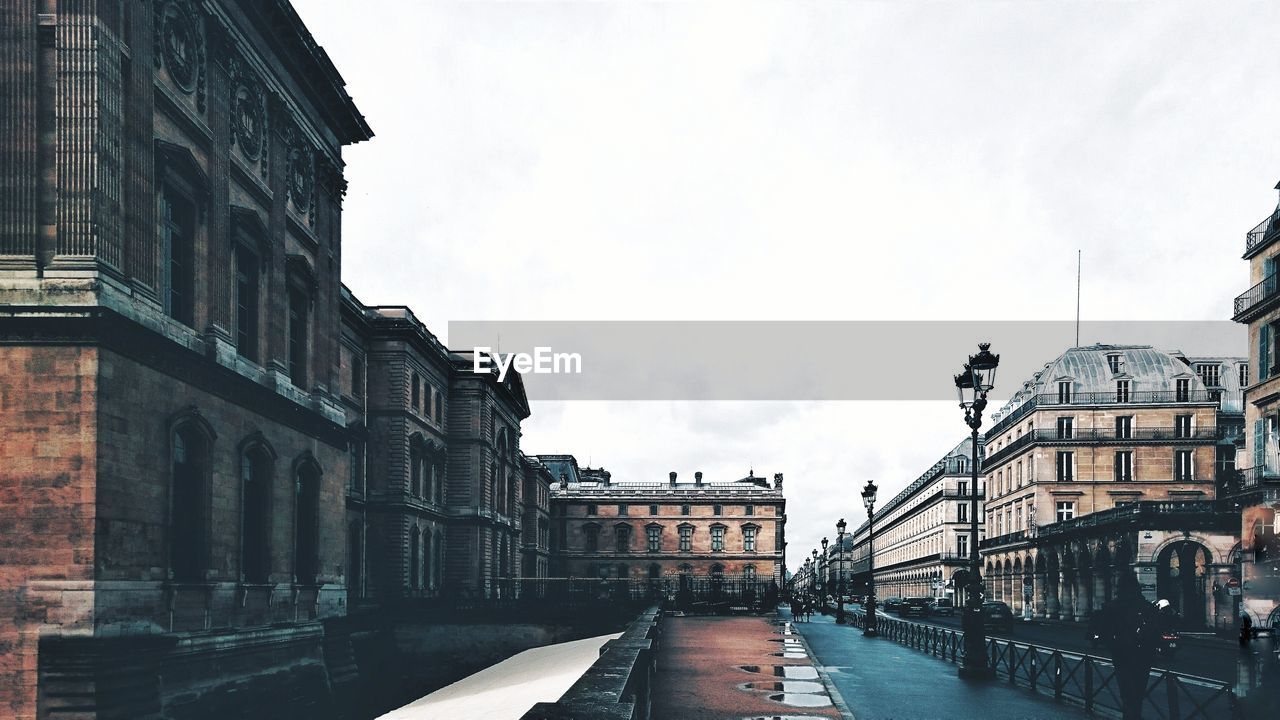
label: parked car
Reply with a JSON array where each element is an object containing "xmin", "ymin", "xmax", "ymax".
[
  {"xmin": 902, "ymin": 597, "xmax": 932, "ymax": 617},
  {"xmin": 927, "ymin": 597, "xmax": 956, "ymax": 616},
  {"xmin": 882, "ymin": 596, "xmax": 904, "ymax": 614},
  {"xmin": 981, "ymin": 601, "xmax": 1014, "ymax": 630}
]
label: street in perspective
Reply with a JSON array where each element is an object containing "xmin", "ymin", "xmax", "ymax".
[{"xmin": 4, "ymin": 1, "xmax": 1280, "ymax": 720}]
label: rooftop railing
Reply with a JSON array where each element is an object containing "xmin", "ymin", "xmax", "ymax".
[
  {"xmin": 983, "ymin": 426, "xmax": 1217, "ymax": 468},
  {"xmin": 987, "ymin": 390, "xmax": 1216, "ymax": 439}
]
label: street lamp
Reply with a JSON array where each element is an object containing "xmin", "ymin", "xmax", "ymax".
[
  {"xmin": 836, "ymin": 518, "xmax": 848, "ymax": 624},
  {"xmin": 955, "ymin": 342, "xmax": 999, "ymax": 681},
  {"xmin": 861, "ymin": 480, "xmax": 879, "ymax": 637},
  {"xmin": 821, "ymin": 536, "xmax": 829, "ymax": 611},
  {"xmin": 812, "ymin": 549, "xmax": 820, "ymax": 601}
]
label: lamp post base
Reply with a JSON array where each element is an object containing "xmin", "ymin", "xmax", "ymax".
[{"xmin": 958, "ymin": 665, "xmax": 996, "ymax": 681}]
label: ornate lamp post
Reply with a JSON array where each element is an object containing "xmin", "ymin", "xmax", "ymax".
[
  {"xmin": 821, "ymin": 536, "xmax": 829, "ymax": 610},
  {"xmin": 861, "ymin": 480, "xmax": 879, "ymax": 637},
  {"xmin": 811, "ymin": 549, "xmax": 820, "ymax": 601},
  {"xmin": 836, "ymin": 518, "xmax": 848, "ymax": 624},
  {"xmin": 955, "ymin": 342, "xmax": 999, "ymax": 681}
]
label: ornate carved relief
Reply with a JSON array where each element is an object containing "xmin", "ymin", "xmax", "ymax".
[
  {"xmin": 283, "ymin": 123, "xmax": 316, "ymax": 225},
  {"xmin": 154, "ymin": 0, "xmax": 207, "ymax": 111},
  {"xmin": 228, "ymin": 56, "xmax": 269, "ymax": 180}
]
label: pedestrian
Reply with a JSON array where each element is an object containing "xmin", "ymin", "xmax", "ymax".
[
  {"xmin": 790, "ymin": 597, "xmax": 802, "ymax": 621},
  {"xmin": 1240, "ymin": 613, "xmax": 1253, "ymax": 646},
  {"xmin": 1098, "ymin": 574, "xmax": 1159, "ymax": 720}
]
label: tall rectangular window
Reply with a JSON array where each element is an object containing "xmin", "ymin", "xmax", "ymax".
[
  {"xmin": 1058, "ymin": 381, "xmax": 1073, "ymax": 404},
  {"xmin": 956, "ymin": 533, "xmax": 968, "ymax": 557},
  {"xmin": 1114, "ymin": 450, "xmax": 1133, "ymax": 481},
  {"xmin": 287, "ymin": 287, "xmax": 309, "ymax": 387},
  {"xmin": 1116, "ymin": 380, "xmax": 1131, "ymax": 403},
  {"xmin": 1056, "ymin": 451, "xmax": 1074, "ymax": 482},
  {"xmin": 649, "ymin": 504, "xmax": 658, "ymax": 515},
  {"xmin": 1175, "ymin": 450, "xmax": 1194, "ymax": 482},
  {"xmin": 615, "ymin": 525, "xmax": 630, "ymax": 552},
  {"xmin": 647, "ymin": 526, "xmax": 661, "ymax": 552},
  {"xmin": 1175, "ymin": 414, "xmax": 1192, "ymax": 438},
  {"xmin": 745, "ymin": 504, "xmax": 754, "ymax": 515},
  {"xmin": 1240, "ymin": 363, "xmax": 1250, "ymax": 387},
  {"xmin": 957, "ymin": 503, "xmax": 968, "ymax": 522},
  {"xmin": 161, "ymin": 186, "xmax": 195, "ymax": 326},
  {"xmin": 1057, "ymin": 416, "xmax": 1074, "ymax": 439},
  {"xmin": 743, "ymin": 526, "xmax": 757, "ymax": 552},
  {"xmin": 618, "ymin": 504, "xmax": 628, "ymax": 516},
  {"xmin": 679, "ymin": 526, "xmax": 692, "ymax": 552},
  {"xmin": 681, "ymin": 504, "xmax": 690, "ymax": 516},
  {"xmin": 584, "ymin": 526, "xmax": 599, "ymax": 552},
  {"xmin": 1115, "ymin": 416, "xmax": 1133, "ymax": 440},
  {"xmin": 411, "ymin": 372, "xmax": 420, "ymax": 411},
  {"xmin": 713, "ymin": 504, "xmax": 723, "ymax": 515},
  {"xmin": 711, "ymin": 526, "xmax": 725, "ymax": 552},
  {"xmin": 234, "ymin": 245, "xmax": 259, "ymax": 361},
  {"xmin": 1176, "ymin": 378, "xmax": 1191, "ymax": 402},
  {"xmin": 1107, "ymin": 354, "xmax": 1122, "ymax": 373},
  {"xmin": 1056, "ymin": 501, "xmax": 1076, "ymax": 522},
  {"xmin": 1197, "ymin": 364, "xmax": 1221, "ymax": 388}
]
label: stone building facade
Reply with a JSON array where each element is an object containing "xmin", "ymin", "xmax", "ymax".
[
  {"xmin": 543, "ymin": 458, "xmax": 787, "ymax": 584},
  {"xmin": 0, "ymin": 1, "xmax": 371, "ymax": 717},
  {"xmin": 978, "ymin": 345, "xmax": 1243, "ymax": 627},
  {"xmin": 1230, "ymin": 187, "xmax": 1280, "ymax": 630},
  {"xmin": 843, "ymin": 439, "xmax": 984, "ymax": 603}
]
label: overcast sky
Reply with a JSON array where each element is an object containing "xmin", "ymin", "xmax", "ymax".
[{"xmin": 296, "ymin": 0, "xmax": 1280, "ymax": 572}]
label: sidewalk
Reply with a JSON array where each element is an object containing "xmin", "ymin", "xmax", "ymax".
[
  {"xmin": 651, "ymin": 612, "xmax": 848, "ymax": 720},
  {"xmin": 791, "ymin": 610, "xmax": 1089, "ymax": 720}
]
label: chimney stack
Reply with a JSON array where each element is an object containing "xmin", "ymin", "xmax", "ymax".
[
  {"xmin": 773, "ymin": 473, "xmax": 783, "ymax": 489},
  {"xmin": 695, "ymin": 471, "xmax": 703, "ymax": 487},
  {"xmin": 668, "ymin": 471, "xmax": 677, "ymax": 487}
]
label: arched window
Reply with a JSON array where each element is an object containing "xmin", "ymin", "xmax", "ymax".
[
  {"xmin": 171, "ymin": 421, "xmax": 212, "ymax": 581},
  {"xmin": 427, "ymin": 527, "xmax": 437, "ymax": 589},
  {"xmin": 241, "ymin": 442, "xmax": 274, "ymax": 583},
  {"xmin": 409, "ymin": 440, "xmax": 424, "ymax": 497},
  {"xmin": 409, "ymin": 525, "xmax": 421, "ymax": 590},
  {"xmin": 743, "ymin": 564, "xmax": 757, "ymax": 581},
  {"xmin": 294, "ymin": 459, "xmax": 322, "ymax": 584}
]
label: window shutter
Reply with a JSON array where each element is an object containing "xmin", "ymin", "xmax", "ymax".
[
  {"xmin": 1262, "ymin": 325, "xmax": 1272, "ymax": 381},
  {"xmin": 1256, "ymin": 418, "xmax": 1266, "ymax": 470}
]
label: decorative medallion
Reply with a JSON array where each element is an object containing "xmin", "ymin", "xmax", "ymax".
[
  {"xmin": 155, "ymin": 0, "xmax": 206, "ymax": 110},
  {"xmin": 229, "ymin": 59, "xmax": 266, "ymax": 162},
  {"xmin": 288, "ymin": 143, "xmax": 314, "ymax": 216}
]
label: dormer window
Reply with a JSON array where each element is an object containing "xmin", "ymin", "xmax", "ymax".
[
  {"xmin": 1057, "ymin": 381, "xmax": 1073, "ymax": 404},
  {"xmin": 1107, "ymin": 354, "xmax": 1122, "ymax": 374},
  {"xmin": 1115, "ymin": 380, "xmax": 1130, "ymax": 403}
]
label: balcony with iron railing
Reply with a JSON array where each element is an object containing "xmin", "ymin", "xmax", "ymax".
[
  {"xmin": 1233, "ymin": 272, "xmax": 1280, "ymax": 322},
  {"xmin": 982, "ymin": 426, "xmax": 1217, "ymax": 468},
  {"xmin": 1245, "ymin": 207, "xmax": 1280, "ymax": 258},
  {"xmin": 987, "ymin": 390, "xmax": 1216, "ymax": 439},
  {"xmin": 1035, "ymin": 500, "xmax": 1223, "ymax": 538},
  {"xmin": 979, "ymin": 530, "xmax": 1027, "ymax": 549},
  {"xmin": 1222, "ymin": 466, "xmax": 1280, "ymax": 499}
]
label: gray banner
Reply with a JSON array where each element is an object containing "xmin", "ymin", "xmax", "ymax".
[{"xmin": 447, "ymin": 320, "xmax": 1246, "ymax": 401}]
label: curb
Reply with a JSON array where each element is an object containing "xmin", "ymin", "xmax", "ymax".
[{"xmin": 785, "ymin": 614, "xmax": 857, "ymax": 720}]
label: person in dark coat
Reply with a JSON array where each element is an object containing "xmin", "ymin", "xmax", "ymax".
[{"xmin": 1098, "ymin": 574, "xmax": 1158, "ymax": 720}]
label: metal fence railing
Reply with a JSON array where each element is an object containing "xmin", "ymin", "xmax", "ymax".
[{"xmin": 846, "ymin": 610, "xmax": 1239, "ymax": 720}]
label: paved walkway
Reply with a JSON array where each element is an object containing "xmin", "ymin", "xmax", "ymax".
[
  {"xmin": 652, "ymin": 613, "xmax": 846, "ymax": 720},
  {"xmin": 790, "ymin": 610, "xmax": 1089, "ymax": 720}
]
